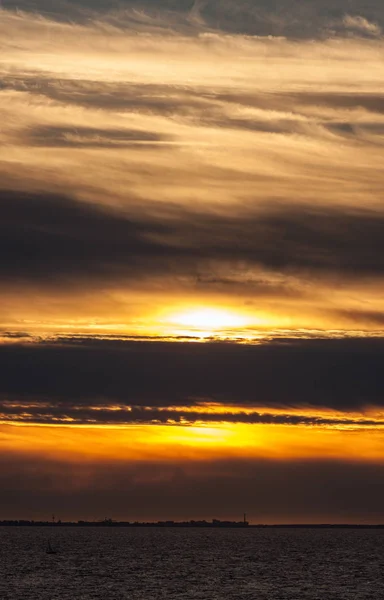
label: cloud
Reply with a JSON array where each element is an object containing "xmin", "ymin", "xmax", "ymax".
[
  {"xmin": 343, "ymin": 15, "xmax": 382, "ymax": 37},
  {"xmin": 3, "ymin": 77, "xmax": 384, "ymax": 122},
  {"xmin": 1, "ymin": 400, "xmax": 384, "ymax": 427},
  {"xmin": 1, "ymin": 451, "xmax": 384, "ymax": 522},
  {"xmin": 0, "ymin": 10, "xmax": 383, "ymax": 224},
  {"xmin": 0, "ymin": 189, "xmax": 165, "ymax": 286},
  {"xmin": 28, "ymin": 125, "xmax": 169, "ymax": 148},
  {"xmin": 0, "ymin": 337, "xmax": 383, "ymax": 411},
  {"xmin": 0, "ymin": 2, "xmax": 383, "ymax": 528},
  {"xmin": 2, "ymin": 0, "xmax": 384, "ymax": 38},
  {"xmin": 333, "ymin": 309, "xmax": 384, "ymax": 327},
  {"xmin": 0, "ymin": 9, "xmax": 383, "ymax": 339},
  {"xmin": 2, "ymin": 189, "xmax": 384, "ymax": 293}
]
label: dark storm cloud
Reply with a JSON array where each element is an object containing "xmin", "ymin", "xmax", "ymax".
[
  {"xmin": 0, "ymin": 337, "xmax": 383, "ymax": 411},
  {"xmin": 1, "ymin": 452, "xmax": 384, "ymax": 522},
  {"xmin": 2, "ymin": 189, "xmax": 384, "ymax": 289}
]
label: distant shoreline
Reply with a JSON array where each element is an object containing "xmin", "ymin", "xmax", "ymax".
[{"xmin": 1, "ymin": 520, "xmax": 383, "ymax": 529}]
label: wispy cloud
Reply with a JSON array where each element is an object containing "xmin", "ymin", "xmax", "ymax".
[
  {"xmin": 0, "ymin": 7, "xmax": 383, "ymax": 333},
  {"xmin": 343, "ymin": 15, "xmax": 382, "ymax": 37}
]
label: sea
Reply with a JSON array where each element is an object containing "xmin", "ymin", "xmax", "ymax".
[{"xmin": 0, "ymin": 527, "xmax": 383, "ymax": 599}]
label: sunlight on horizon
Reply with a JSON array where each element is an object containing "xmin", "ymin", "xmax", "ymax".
[{"xmin": 168, "ymin": 307, "xmax": 248, "ymax": 332}]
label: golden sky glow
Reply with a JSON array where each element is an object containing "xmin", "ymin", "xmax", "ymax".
[
  {"xmin": 2, "ymin": 421, "xmax": 384, "ymax": 464},
  {"xmin": 0, "ymin": 2, "xmax": 384, "ymax": 522},
  {"xmin": 0, "ymin": 8, "xmax": 383, "ymax": 337}
]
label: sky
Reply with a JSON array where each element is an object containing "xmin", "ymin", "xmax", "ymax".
[{"xmin": 0, "ymin": 0, "xmax": 384, "ymax": 523}]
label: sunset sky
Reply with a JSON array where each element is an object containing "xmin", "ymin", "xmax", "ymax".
[{"xmin": 1, "ymin": 0, "xmax": 384, "ymax": 523}]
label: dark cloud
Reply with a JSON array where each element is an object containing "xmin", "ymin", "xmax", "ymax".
[
  {"xmin": 334, "ymin": 309, "xmax": 384, "ymax": 327},
  {"xmin": 326, "ymin": 121, "xmax": 384, "ymax": 141},
  {"xmin": 4, "ymin": 78, "xmax": 384, "ymax": 123},
  {"xmin": 0, "ymin": 337, "xmax": 383, "ymax": 411},
  {"xmin": 28, "ymin": 125, "xmax": 169, "ymax": 148},
  {"xmin": 3, "ymin": 77, "xmax": 384, "ymax": 150},
  {"xmin": 2, "ymin": 0, "xmax": 384, "ymax": 38},
  {"xmin": 1, "ymin": 452, "xmax": 384, "ymax": 522},
  {"xmin": 1, "ymin": 400, "xmax": 383, "ymax": 426},
  {"xmin": 0, "ymin": 331, "xmax": 33, "ymax": 340},
  {"xmin": 4, "ymin": 77, "xmax": 384, "ymax": 143},
  {"xmin": 286, "ymin": 92, "xmax": 384, "ymax": 114},
  {"xmin": 0, "ymin": 78, "xmax": 212, "ymax": 115},
  {"xmin": 1, "ymin": 189, "xmax": 384, "ymax": 290},
  {"xmin": 0, "ymin": 189, "xmax": 166, "ymax": 286}
]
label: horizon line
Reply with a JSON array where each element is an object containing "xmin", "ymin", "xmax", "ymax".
[{"xmin": 1, "ymin": 519, "xmax": 384, "ymax": 529}]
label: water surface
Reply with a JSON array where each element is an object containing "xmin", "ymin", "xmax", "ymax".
[{"xmin": 0, "ymin": 527, "xmax": 383, "ymax": 599}]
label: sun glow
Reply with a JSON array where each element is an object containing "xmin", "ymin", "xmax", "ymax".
[
  {"xmin": 169, "ymin": 308, "xmax": 248, "ymax": 332},
  {"xmin": 1, "ymin": 422, "xmax": 384, "ymax": 464}
]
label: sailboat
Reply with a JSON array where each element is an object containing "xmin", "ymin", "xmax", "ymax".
[{"xmin": 46, "ymin": 540, "xmax": 58, "ymax": 555}]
